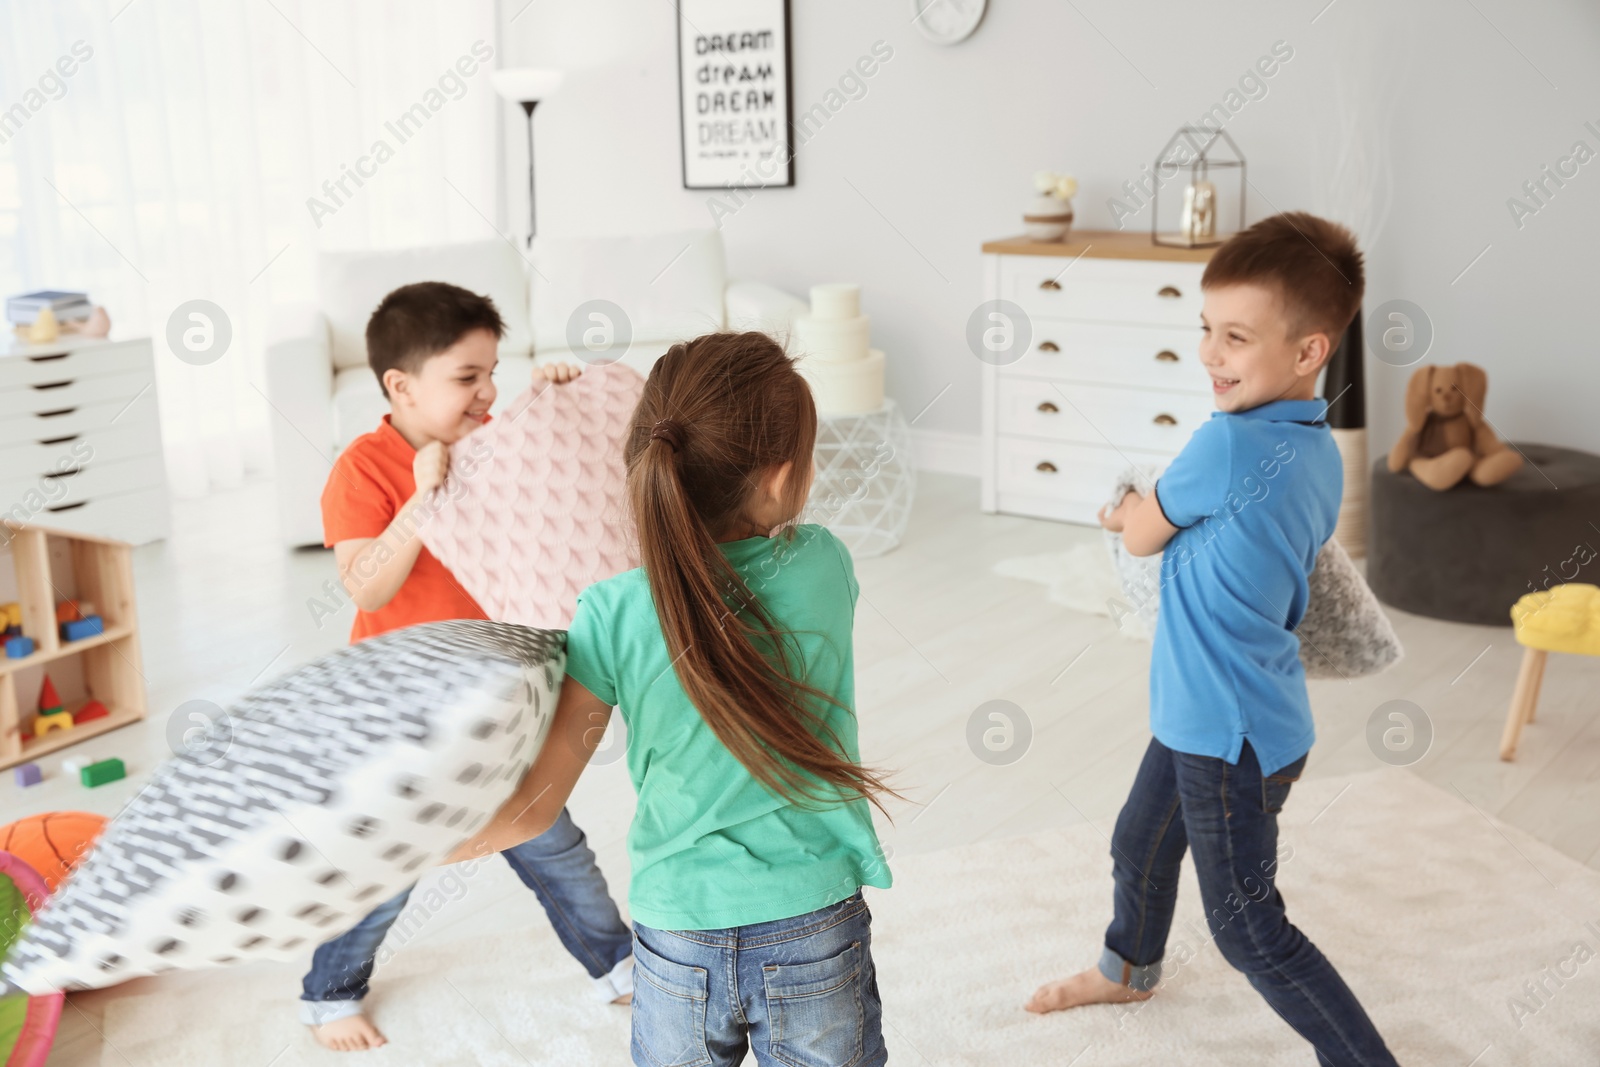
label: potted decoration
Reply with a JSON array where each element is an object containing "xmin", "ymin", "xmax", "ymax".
[{"xmin": 1025, "ymin": 171, "xmax": 1077, "ymax": 241}]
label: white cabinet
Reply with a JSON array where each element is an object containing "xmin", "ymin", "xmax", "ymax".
[
  {"xmin": 980, "ymin": 233, "xmax": 1217, "ymax": 525},
  {"xmin": 0, "ymin": 336, "xmax": 170, "ymax": 544}
]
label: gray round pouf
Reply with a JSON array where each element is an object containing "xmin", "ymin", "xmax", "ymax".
[{"xmin": 1367, "ymin": 443, "xmax": 1600, "ymax": 626}]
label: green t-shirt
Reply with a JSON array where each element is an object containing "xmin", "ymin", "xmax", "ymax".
[{"xmin": 564, "ymin": 523, "xmax": 892, "ymax": 931}]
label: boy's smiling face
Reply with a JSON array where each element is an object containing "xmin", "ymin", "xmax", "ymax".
[
  {"xmin": 1198, "ymin": 283, "xmax": 1332, "ymax": 413},
  {"xmin": 384, "ymin": 328, "xmax": 499, "ymax": 445}
]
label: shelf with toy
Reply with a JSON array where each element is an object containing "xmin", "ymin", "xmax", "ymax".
[
  {"xmin": 0, "ymin": 621, "xmax": 135, "ymax": 676},
  {"xmin": 0, "ymin": 520, "xmax": 146, "ymax": 770}
]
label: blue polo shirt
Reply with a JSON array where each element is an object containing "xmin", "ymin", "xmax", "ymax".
[{"xmin": 1149, "ymin": 398, "xmax": 1341, "ymax": 776}]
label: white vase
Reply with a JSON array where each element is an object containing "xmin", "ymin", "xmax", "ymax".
[{"xmin": 1023, "ymin": 195, "xmax": 1073, "ymax": 242}]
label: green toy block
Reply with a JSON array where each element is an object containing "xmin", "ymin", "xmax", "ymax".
[{"xmin": 80, "ymin": 757, "xmax": 126, "ymax": 788}]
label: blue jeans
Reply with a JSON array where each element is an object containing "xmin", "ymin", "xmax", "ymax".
[
  {"xmin": 1100, "ymin": 738, "xmax": 1399, "ymax": 1066},
  {"xmin": 630, "ymin": 891, "xmax": 886, "ymax": 1067},
  {"xmin": 300, "ymin": 807, "xmax": 632, "ymax": 1023}
]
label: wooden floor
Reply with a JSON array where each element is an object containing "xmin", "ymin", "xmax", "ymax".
[{"xmin": 25, "ymin": 472, "xmax": 1600, "ymax": 1065}]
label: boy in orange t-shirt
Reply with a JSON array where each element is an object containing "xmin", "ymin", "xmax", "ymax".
[{"xmin": 302, "ymin": 281, "xmax": 634, "ymax": 1051}]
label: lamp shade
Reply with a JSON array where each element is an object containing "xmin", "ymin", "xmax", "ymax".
[{"xmin": 491, "ymin": 69, "xmax": 564, "ymax": 104}]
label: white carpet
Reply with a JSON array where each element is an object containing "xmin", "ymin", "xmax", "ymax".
[
  {"xmin": 98, "ymin": 771, "xmax": 1600, "ymax": 1066},
  {"xmin": 992, "ymin": 545, "xmax": 1152, "ymax": 639}
]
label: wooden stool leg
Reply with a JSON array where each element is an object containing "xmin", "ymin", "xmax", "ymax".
[
  {"xmin": 1500, "ymin": 648, "xmax": 1548, "ymax": 761},
  {"xmin": 1525, "ymin": 653, "xmax": 1544, "ymax": 723}
]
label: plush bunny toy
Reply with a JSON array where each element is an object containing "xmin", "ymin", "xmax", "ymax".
[{"xmin": 1387, "ymin": 362, "xmax": 1523, "ymax": 490}]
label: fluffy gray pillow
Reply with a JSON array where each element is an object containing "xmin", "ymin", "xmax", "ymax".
[{"xmin": 1103, "ymin": 467, "xmax": 1403, "ymax": 680}]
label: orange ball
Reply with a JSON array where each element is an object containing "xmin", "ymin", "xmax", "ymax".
[{"xmin": 0, "ymin": 811, "xmax": 107, "ymax": 892}]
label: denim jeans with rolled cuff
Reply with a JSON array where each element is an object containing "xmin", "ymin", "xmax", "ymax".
[
  {"xmin": 630, "ymin": 890, "xmax": 886, "ymax": 1067},
  {"xmin": 1098, "ymin": 737, "xmax": 1400, "ymax": 1067}
]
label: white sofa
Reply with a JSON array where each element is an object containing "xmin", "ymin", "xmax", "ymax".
[{"xmin": 266, "ymin": 228, "xmax": 806, "ymax": 547}]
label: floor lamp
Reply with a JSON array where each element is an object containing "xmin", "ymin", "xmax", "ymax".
[{"xmin": 491, "ymin": 69, "xmax": 563, "ymax": 247}]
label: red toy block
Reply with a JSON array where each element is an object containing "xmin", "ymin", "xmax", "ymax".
[
  {"xmin": 56, "ymin": 599, "xmax": 82, "ymax": 623},
  {"xmin": 73, "ymin": 700, "xmax": 110, "ymax": 724},
  {"xmin": 38, "ymin": 674, "xmax": 63, "ymax": 715}
]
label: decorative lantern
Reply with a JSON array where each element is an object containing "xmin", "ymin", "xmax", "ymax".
[{"xmin": 1151, "ymin": 126, "xmax": 1245, "ymax": 249}]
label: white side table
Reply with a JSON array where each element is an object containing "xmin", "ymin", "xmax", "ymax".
[{"xmin": 804, "ymin": 399, "xmax": 915, "ymax": 558}]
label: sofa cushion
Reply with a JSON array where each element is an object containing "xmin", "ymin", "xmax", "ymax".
[
  {"xmin": 530, "ymin": 229, "xmax": 726, "ymax": 360},
  {"xmin": 318, "ymin": 240, "xmax": 534, "ymax": 372},
  {"xmin": 331, "ymin": 355, "xmax": 538, "ymax": 451},
  {"xmin": 331, "ymin": 368, "xmax": 395, "ymax": 450}
]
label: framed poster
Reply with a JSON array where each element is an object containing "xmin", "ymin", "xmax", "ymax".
[{"xmin": 677, "ymin": 0, "xmax": 794, "ymax": 190}]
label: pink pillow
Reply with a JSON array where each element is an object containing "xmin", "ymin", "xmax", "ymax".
[{"xmin": 420, "ymin": 366, "xmax": 644, "ymax": 628}]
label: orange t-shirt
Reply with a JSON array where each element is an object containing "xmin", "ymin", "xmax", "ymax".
[{"xmin": 321, "ymin": 415, "xmax": 487, "ymax": 643}]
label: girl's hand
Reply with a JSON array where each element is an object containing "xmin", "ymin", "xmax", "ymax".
[
  {"xmin": 413, "ymin": 441, "xmax": 449, "ymax": 494},
  {"xmin": 535, "ymin": 361, "xmax": 584, "ymax": 385}
]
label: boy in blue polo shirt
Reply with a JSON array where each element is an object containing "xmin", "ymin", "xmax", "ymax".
[{"xmin": 1026, "ymin": 213, "xmax": 1400, "ymax": 1066}]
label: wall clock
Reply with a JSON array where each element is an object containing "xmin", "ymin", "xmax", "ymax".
[{"xmin": 910, "ymin": 0, "xmax": 987, "ymax": 45}]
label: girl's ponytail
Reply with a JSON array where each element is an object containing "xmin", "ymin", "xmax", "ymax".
[{"xmin": 626, "ymin": 333, "xmax": 898, "ymax": 815}]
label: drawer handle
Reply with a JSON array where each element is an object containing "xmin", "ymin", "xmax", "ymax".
[
  {"xmin": 39, "ymin": 434, "xmax": 80, "ymax": 445},
  {"xmin": 1039, "ymin": 279, "xmax": 1062, "ymax": 291},
  {"xmin": 1037, "ymin": 341, "xmax": 1060, "ymax": 353},
  {"xmin": 1035, "ymin": 461, "xmax": 1058, "ymax": 473},
  {"xmin": 27, "ymin": 352, "xmax": 70, "ymax": 362},
  {"xmin": 43, "ymin": 467, "xmax": 83, "ymax": 480},
  {"xmin": 45, "ymin": 501, "xmax": 87, "ymax": 513},
  {"xmin": 32, "ymin": 379, "xmax": 74, "ymax": 391},
  {"xmin": 1157, "ymin": 285, "xmax": 1182, "ymax": 299},
  {"xmin": 37, "ymin": 407, "xmax": 79, "ymax": 418},
  {"xmin": 1155, "ymin": 350, "xmax": 1180, "ymax": 363},
  {"xmin": 1036, "ymin": 401, "xmax": 1059, "ymax": 414},
  {"xmin": 1153, "ymin": 413, "xmax": 1179, "ymax": 426}
]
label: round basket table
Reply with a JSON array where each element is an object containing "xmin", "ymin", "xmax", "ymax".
[
  {"xmin": 803, "ymin": 398, "xmax": 916, "ymax": 558},
  {"xmin": 1367, "ymin": 443, "xmax": 1600, "ymax": 626}
]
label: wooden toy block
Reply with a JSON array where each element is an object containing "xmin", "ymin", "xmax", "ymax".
[
  {"xmin": 56, "ymin": 599, "xmax": 82, "ymax": 623},
  {"xmin": 60, "ymin": 615, "xmax": 105, "ymax": 642},
  {"xmin": 80, "ymin": 757, "xmax": 126, "ymax": 788},
  {"xmin": 72, "ymin": 700, "xmax": 110, "ymax": 724},
  {"xmin": 4, "ymin": 635, "xmax": 34, "ymax": 658},
  {"xmin": 0, "ymin": 601, "xmax": 20, "ymax": 629},
  {"xmin": 14, "ymin": 762, "xmax": 42, "ymax": 787},
  {"xmin": 38, "ymin": 674, "xmax": 64, "ymax": 715},
  {"xmin": 62, "ymin": 756, "xmax": 89, "ymax": 776},
  {"xmin": 34, "ymin": 713, "xmax": 73, "ymax": 738}
]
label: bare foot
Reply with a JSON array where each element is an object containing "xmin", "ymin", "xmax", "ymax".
[
  {"xmin": 311, "ymin": 1013, "xmax": 389, "ymax": 1051},
  {"xmin": 611, "ymin": 991, "xmax": 633, "ymax": 1006},
  {"xmin": 1025, "ymin": 966, "xmax": 1155, "ymax": 1014}
]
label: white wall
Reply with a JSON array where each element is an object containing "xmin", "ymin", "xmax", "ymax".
[{"xmin": 498, "ymin": 0, "xmax": 1600, "ymax": 470}]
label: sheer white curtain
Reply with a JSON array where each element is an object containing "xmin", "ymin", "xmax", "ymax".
[{"xmin": 0, "ymin": 0, "xmax": 503, "ymax": 498}]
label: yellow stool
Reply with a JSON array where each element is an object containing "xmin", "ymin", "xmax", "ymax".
[{"xmin": 1501, "ymin": 583, "xmax": 1600, "ymax": 760}]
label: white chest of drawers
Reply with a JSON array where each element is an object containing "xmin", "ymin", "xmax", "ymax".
[
  {"xmin": 980, "ymin": 232, "xmax": 1217, "ymax": 525},
  {"xmin": 0, "ymin": 335, "xmax": 170, "ymax": 544}
]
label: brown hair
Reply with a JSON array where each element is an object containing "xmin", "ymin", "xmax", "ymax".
[
  {"xmin": 626, "ymin": 331, "xmax": 898, "ymax": 814},
  {"xmin": 1201, "ymin": 211, "xmax": 1365, "ymax": 344},
  {"xmin": 366, "ymin": 281, "xmax": 505, "ymax": 398}
]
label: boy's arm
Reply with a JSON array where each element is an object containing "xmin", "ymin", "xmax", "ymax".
[
  {"xmin": 332, "ymin": 441, "xmax": 449, "ymax": 612},
  {"xmin": 443, "ymin": 676, "xmax": 612, "ymax": 863},
  {"xmin": 1099, "ymin": 489, "xmax": 1180, "ymax": 558}
]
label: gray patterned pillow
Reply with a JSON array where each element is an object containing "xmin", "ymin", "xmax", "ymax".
[
  {"xmin": 1, "ymin": 620, "xmax": 563, "ymax": 996},
  {"xmin": 1103, "ymin": 467, "xmax": 1403, "ymax": 680}
]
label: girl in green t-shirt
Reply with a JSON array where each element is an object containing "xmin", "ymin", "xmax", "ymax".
[{"xmin": 453, "ymin": 331, "xmax": 899, "ymax": 1067}]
